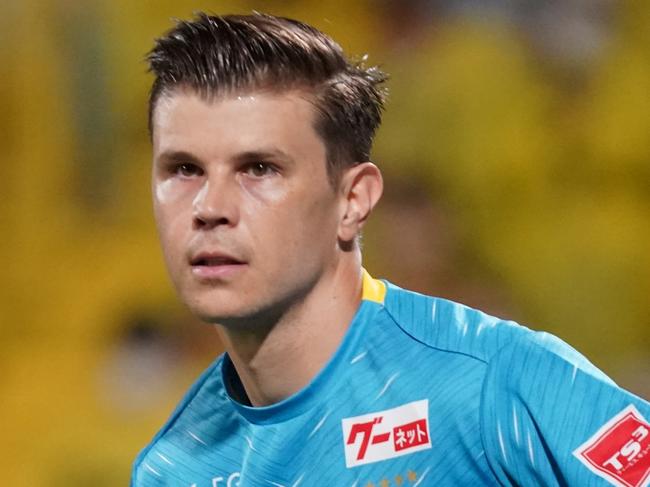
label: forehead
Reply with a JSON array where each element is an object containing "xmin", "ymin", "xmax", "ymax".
[{"xmin": 151, "ymin": 88, "xmax": 327, "ymax": 163}]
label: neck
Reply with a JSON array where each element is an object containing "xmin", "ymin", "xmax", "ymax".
[{"xmin": 216, "ymin": 255, "xmax": 363, "ymax": 407}]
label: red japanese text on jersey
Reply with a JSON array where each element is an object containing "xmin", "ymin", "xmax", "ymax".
[{"xmin": 342, "ymin": 400, "xmax": 432, "ymax": 468}]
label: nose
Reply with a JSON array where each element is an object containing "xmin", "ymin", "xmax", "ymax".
[{"xmin": 192, "ymin": 176, "xmax": 238, "ymax": 230}]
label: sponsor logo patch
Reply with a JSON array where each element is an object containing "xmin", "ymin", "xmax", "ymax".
[
  {"xmin": 341, "ymin": 400, "xmax": 431, "ymax": 468},
  {"xmin": 573, "ymin": 404, "xmax": 650, "ymax": 487}
]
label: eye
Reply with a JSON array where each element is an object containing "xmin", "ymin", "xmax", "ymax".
[
  {"xmin": 174, "ymin": 163, "xmax": 203, "ymax": 178},
  {"xmin": 244, "ymin": 162, "xmax": 276, "ymax": 178}
]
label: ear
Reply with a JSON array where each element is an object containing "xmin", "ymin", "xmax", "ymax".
[{"xmin": 337, "ymin": 162, "xmax": 383, "ymax": 244}]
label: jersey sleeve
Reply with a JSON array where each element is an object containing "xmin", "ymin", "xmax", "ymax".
[{"xmin": 479, "ymin": 331, "xmax": 650, "ymax": 487}]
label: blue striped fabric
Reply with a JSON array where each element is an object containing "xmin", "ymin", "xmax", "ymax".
[{"xmin": 132, "ymin": 278, "xmax": 650, "ymax": 486}]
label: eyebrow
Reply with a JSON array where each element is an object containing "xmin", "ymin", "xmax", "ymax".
[
  {"xmin": 155, "ymin": 148, "xmax": 295, "ymax": 165},
  {"xmin": 234, "ymin": 148, "xmax": 294, "ymax": 165},
  {"xmin": 155, "ymin": 150, "xmax": 202, "ymax": 166}
]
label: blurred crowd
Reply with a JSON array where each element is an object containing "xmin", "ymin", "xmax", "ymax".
[{"xmin": 1, "ymin": 0, "xmax": 648, "ymax": 484}]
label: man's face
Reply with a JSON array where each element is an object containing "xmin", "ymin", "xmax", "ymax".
[{"xmin": 151, "ymin": 89, "xmax": 344, "ymax": 325}]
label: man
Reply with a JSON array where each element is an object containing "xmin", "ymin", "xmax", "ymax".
[{"xmin": 132, "ymin": 12, "xmax": 650, "ymax": 487}]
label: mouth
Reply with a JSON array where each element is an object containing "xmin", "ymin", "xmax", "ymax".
[
  {"xmin": 191, "ymin": 254, "xmax": 243, "ymax": 266},
  {"xmin": 189, "ymin": 252, "xmax": 247, "ymax": 280}
]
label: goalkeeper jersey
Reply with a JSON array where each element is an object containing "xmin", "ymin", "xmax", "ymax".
[{"xmin": 132, "ymin": 271, "xmax": 650, "ymax": 487}]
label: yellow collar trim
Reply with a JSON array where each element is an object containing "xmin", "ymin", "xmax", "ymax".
[{"xmin": 361, "ymin": 268, "xmax": 386, "ymax": 304}]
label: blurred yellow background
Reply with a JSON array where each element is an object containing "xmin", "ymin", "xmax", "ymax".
[{"xmin": 1, "ymin": 0, "xmax": 648, "ymax": 484}]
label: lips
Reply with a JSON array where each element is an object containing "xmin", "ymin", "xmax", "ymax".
[
  {"xmin": 189, "ymin": 251, "xmax": 246, "ymax": 280},
  {"xmin": 190, "ymin": 253, "xmax": 243, "ymax": 266}
]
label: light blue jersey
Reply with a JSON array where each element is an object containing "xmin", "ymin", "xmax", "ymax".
[{"xmin": 132, "ymin": 272, "xmax": 650, "ymax": 486}]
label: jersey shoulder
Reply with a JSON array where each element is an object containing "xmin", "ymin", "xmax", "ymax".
[
  {"xmin": 382, "ymin": 280, "xmax": 532, "ymax": 363},
  {"xmin": 382, "ymin": 280, "xmax": 610, "ymax": 383}
]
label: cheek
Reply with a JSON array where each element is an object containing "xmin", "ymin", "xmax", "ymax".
[
  {"xmin": 154, "ymin": 178, "xmax": 176, "ymax": 204},
  {"xmin": 153, "ymin": 180, "xmax": 192, "ymax": 253},
  {"xmin": 254, "ymin": 186, "xmax": 339, "ymax": 252},
  {"xmin": 239, "ymin": 176, "xmax": 289, "ymax": 205},
  {"xmin": 299, "ymin": 180, "xmax": 341, "ymax": 230},
  {"xmin": 239, "ymin": 178, "xmax": 301, "ymax": 238}
]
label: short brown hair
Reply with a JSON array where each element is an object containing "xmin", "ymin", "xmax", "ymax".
[{"xmin": 147, "ymin": 12, "xmax": 388, "ymax": 183}]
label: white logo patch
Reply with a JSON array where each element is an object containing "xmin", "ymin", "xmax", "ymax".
[
  {"xmin": 341, "ymin": 399, "xmax": 431, "ymax": 468},
  {"xmin": 573, "ymin": 404, "xmax": 650, "ymax": 487}
]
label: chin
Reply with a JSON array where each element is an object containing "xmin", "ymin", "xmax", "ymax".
[
  {"xmin": 187, "ymin": 292, "xmax": 292, "ymax": 329},
  {"xmin": 179, "ymin": 284, "xmax": 246, "ymax": 322},
  {"xmin": 185, "ymin": 296, "xmax": 263, "ymax": 326},
  {"xmin": 188, "ymin": 302, "xmax": 246, "ymax": 325},
  {"xmin": 180, "ymin": 276, "xmax": 310, "ymax": 327}
]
